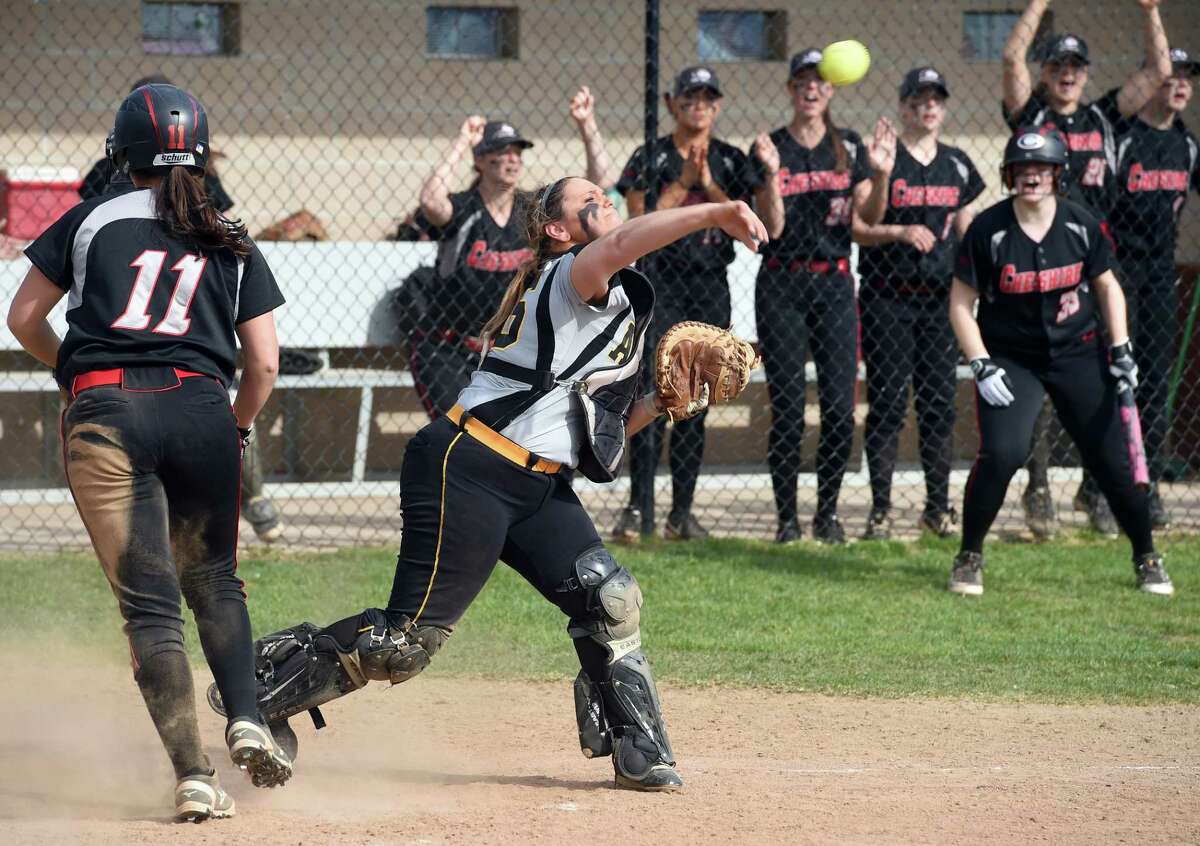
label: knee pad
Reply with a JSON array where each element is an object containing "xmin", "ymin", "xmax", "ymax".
[{"xmin": 564, "ymin": 546, "xmax": 643, "ymax": 661}]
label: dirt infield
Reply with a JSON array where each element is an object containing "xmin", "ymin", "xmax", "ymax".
[{"xmin": 1, "ymin": 660, "xmax": 1196, "ymax": 845}]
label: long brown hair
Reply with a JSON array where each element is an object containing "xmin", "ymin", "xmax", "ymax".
[
  {"xmin": 480, "ymin": 178, "xmax": 570, "ymax": 346},
  {"xmin": 138, "ymin": 166, "xmax": 250, "ymax": 256},
  {"xmin": 822, "ymin": 106, "xmax": 850, "ymax": 173}
]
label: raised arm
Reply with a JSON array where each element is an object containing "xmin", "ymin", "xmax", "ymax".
[
  {"xmin": 570, "ymin": 87, "xmax": 615, "ymax": 191},
  {"xmin": 854, "ymin": 118, "xmax": 897, "ymax": 226},
  {"xmin": 751, "ymin": 132, "xmax": 784, "ymax": 239},
  {"xmin": 7, "ymin": 266, "xmax": 64, "ymax": 368},
  {"xmin": 570, "ymin": 201, "xmax": 767, "ymax": 301},
  {"xmin": 1002, "ymin": 0, "xmax": 1051, "ymax": 117},
  {"xmin": 1116, "ymin": 0, "xmax": 1171, "ymax": 117},
  {"xmin": 419, "ymin": 115, "xmax": 486, "ymax": 227}
]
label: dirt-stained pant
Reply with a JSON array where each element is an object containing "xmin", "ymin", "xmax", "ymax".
[{"xmin": 62, "ymin": 371, "xmax": 256, "ymax": 779}]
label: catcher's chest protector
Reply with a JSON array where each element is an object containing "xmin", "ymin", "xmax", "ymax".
[{"xmin": 463, "ymin": 251, "xmax": 655, "ymax": 480}]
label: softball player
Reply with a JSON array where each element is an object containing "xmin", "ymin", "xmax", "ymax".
[
  {"xmin": 947, "ymin": 128, "xmax": 1172, "ymax": 596},
  {"xmin": 1101, "ymin": 47, "xmax": 1200, "ymax": 529},
  {"xmin": 222, "ymin": 181, "xmax": 768, "ymax": 793},
  {"xmin": 412, "ymin": 89, "xmax": 613, "ymax": 419},
  {"xmin": 7, "ymin": 84, "xmax": 292, "ymax": 820},
  {"xmin": 1001, "ymin": 0, "xmax": 1172, "ymax": 537},
  {"xmin": 854, "ymin": 68, "xmax": 986, "ymax": 540},
  {"xmin": 750, "ymin": 49, "xmax": 896, "ymax": 544},
  {"xmin": 611, "ymin": 65, "xmax": 772, "ymax": 541}
]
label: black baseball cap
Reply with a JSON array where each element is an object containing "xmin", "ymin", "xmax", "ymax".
[
  {"xmin": 899, "ymin": 67, "xmax": 950, "ymax": 100},
  {"xmin": 473, "ymin": 121, "xmax": 534, "ymax": 156},
  {"xmin": 789, "ymin": 48, "xmax": 823, "ymax": 78},
  {"xmin": 1041, "ymin": 34, "xmax": 1090, "ymax": 66},
  {"xmin": 672, "ymin": 65, "xmax": 722, "ymax": 97},
  {"xmin": 1169, "ymin": 47, "xmax": 1200, "ymax": 77}
]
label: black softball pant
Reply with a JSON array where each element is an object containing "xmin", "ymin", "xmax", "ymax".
[
  {"xmin": 410, "ymin": 333, "xmax": 477, "ymax": 420},
  {"xmin": 628, "ymin": 267, "xmax": 731, "ymax": 523},
  {"xmin": 860, "ymin": 290, "xmax": 957, "ymax": 515},
  {"xmin": 960, "ymin": 343, "xmax": 1154, "ymax": 557},
  {"xmin": 756, "ymin": 267, "xmax": 858, "ymax": 524},
  {"xmin": 62, "ymin": 372, "xmax": 256, "ymax": 779},
  {"xmin": 1123, "ymin": 260, "xmax": 1179, "ymax": 480}
]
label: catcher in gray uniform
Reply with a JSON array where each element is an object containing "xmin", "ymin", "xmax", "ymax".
[{"xmin": 211, "ymin": 178, "xmax": 766, "ymax": 792}]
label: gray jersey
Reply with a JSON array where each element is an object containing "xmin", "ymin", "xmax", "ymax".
[{"xmin": 458, "ymin": 251, "xmax": 650, "ymax": 466}]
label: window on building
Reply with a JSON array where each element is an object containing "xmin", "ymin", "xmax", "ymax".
[
  {"xmin": 962, "ymin": 10, "xmax": 1054, "ymax": 62},
  {"xmin": 426, "ymin": 7, "xmax": 519, "ymax": 59},
  {"xmin": 698, "ymin": 10, "xmax": 787, "ymax": 62},
  {"xmin": 142, "ymin": 2, "xmax": 240, "ymax": 56}
]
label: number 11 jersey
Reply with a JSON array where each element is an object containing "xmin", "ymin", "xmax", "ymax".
[{"xmin": 24, "ymin": 188, "xmax": 284, "ymax": 389}]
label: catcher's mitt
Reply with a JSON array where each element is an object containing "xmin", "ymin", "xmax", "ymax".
[{"xmin": 655, "ymin": 322, "xmax": 759, "ymax": 422}]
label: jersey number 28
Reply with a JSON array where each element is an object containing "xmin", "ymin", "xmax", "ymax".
[{"xmin": 112, "ymin": 250, "xmax": 207, "ymax": 336}]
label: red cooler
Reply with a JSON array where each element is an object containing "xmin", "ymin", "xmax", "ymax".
[{"xmin": 0, "ymin": 167, "xmax": 82, "ymax": 240}]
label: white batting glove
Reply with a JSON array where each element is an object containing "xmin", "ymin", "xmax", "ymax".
[{"xmin": 970, "ymin": 357, "xmax": 1015, "ymax": 407}]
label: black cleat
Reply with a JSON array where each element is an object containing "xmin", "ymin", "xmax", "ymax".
[
  {"xmin": 948, "ymin": 550, "xmax": 985, "ymax": 596},
  {"xmin": 811, "ymin": 512, "xmax": 846, "ymax": 545},
  {"xmin": 775, "ymin": 519, "xmax": 803, "ymax": 544},
  {"xmin": 615, "ymin": 764, "xmax": 684, "ymax": 793},
  {"xmin": 611, "ymin": 506, "xmax": 644, "ymax": 544},
  {"xmin": 862, "ymin": 507, "xmax": 893, "ymax": 541},
  {"xmin": 919, "ymin": 507, "xmax": 957, "ymax": 538},
  {"xmin": 665, "ymin": 510, "xmax": 709, "ymax": 541}
]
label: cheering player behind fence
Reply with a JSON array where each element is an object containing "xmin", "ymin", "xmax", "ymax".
[
  {"xmin": 750, "ymin": 48, "xmax": 896, "ymax": 544},
  {"xmin": 6, "ymin": 83, "xmax": 292, "ymax": 821},
  {"xmin": 610, "ymin": 65, "xmax": 771, "ymax": 541},
  {"xmin": 946, "ymin": 128, "xmax": 1172, "ymax": 597},
  {"xmin": 1002, "ymin": 0, "xmax": 1172, "ymax": 538},
  {"xmin": 1101, "ymin": 46, "xmax": 1200, "ymax": 529},
  {"xmin": 412, "ymin": 89, "xmax": 613, "ymax": 419},
  {"xmin": 854, "ymin": 67, "xmax": 985, "ymax": 541}
]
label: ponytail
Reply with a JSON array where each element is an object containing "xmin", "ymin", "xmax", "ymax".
[
  {"xmin": 822, "ymin": 106, "xmax": 849, "ymax": 174},
  {"xmin": 480, "ymin": 178, "xmax": 570, "ymax": 347},
  {"xmin": 142, "ymin": 166, "xmax": 250, "ymax": 257}
]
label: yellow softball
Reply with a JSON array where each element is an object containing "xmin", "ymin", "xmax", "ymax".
[{"xmin": 818, "ymin": 40, "xmax": 871, "ymax": 87}]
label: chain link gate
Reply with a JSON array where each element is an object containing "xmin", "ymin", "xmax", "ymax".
[{"xmin": 1, "ymin": 0, "xmax": 1198, "ymax": 550}]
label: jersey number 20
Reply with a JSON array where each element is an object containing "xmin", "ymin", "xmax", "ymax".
[{"xmin": 112, "ymin": 250, "xmax": 207, "ymax": 336}]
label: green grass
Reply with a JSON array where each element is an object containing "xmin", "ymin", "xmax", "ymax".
[{"xmin": 2, "ymin": 535, "xmax": 1196, "ymax": 705}]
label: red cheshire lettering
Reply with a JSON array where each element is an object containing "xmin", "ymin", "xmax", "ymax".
[
  {"xmin": 1065, "ymin": 131, "xmax": 1103, "ymax": 152},
  {"xmin": 998, "ymin": 261, "xmax": 1084, "ymax": 294},
  {"xmin": 891, "ymin": 180, "xmax": 962, "ymax": 208},
  {"xmin": 1126, "ymin": 163, "xmax": 1189, "ymax": 192},
  {"xmin": 777, "ymin": 167, "xmax": 852, "ymax": 196},
  {"xmin": 466, "ymin": 240, "xmax": 533, "ymax": 272}
]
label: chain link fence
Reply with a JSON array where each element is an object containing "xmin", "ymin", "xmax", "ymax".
[{"xmin": 2, "ymin": 0, "xmax": 1198, "ymax": 550}]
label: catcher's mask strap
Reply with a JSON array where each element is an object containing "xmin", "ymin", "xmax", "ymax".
[{"xmin": 479, "ymin": 357, "xmax": 557, "ymax": 391}]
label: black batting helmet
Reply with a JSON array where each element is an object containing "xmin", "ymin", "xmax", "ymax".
[
  {"xmin": 110, "ymin": 84, "xmax": 210, "ymax": 175},
  {"xmin": 1002, "ymin": 126, "xmax": 1069, "ymax": 191}
]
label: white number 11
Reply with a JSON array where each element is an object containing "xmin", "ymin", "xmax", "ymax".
[{"xmin": 112, "ymin": 250, "xmax": 207, "ymax": 336}]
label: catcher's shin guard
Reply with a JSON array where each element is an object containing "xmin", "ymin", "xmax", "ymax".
[
  {"xmin": 565, "ymin": 547, "xmax": 680, "ymax": 791},
  {"xmin": 207, "ymin": 609, "xmax": 447, "ymax": 729}
]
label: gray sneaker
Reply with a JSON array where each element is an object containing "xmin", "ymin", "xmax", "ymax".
[
  {"xmin": 862, "ymin": 507, "xmax": 892, "ymax": 541},
  {"xmin": 948, "ymin": 551, "xmax": 985, "ymax": 596},
  {"xmin": 226, "ymin": 718, "xmax": 294, "ymax": 788},
  {"xmin": 611, "ymin": 506, "xmax": 644, "ymax": 543},
  {"xmin": 1074, "ymin": 484, "xmax": 1118, "ymax": 538},
  {"xmin": 175, "ymin": 771, "xmax": 235, "ymax": 823},
  {"xmin": 919, "ymin": 507, "xmax": 957, "ymax": 538},
  {"xmin": 1022, "ymin": 486, "xmax": 1058, "ymax": 540},
  {"xmin": 244, "ymin": 496, "xmax": 284, "ymax": 542},
  {"xmin": 1134, "ymin": 552, "xmax": 1174, "ymax": 596}
]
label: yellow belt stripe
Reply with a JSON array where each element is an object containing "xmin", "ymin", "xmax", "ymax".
[{"xmin": 412, "ymin": 430, "xmax": 464, "ymax": 624}]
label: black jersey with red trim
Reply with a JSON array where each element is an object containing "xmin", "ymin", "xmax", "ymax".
[
  {"xmin": 749, "ymin": 127, "xmax": 872, "ymax": 262},
  {"xmin": 617, "ymin": 135, "xmax": 758, "ymax": 272},
  {"xmin": 955, "ymin": 197, "xmax": 1116, "ymax": 356},
  {"xmin": 1004, "ymin": 92, "xmax": 1117, "ymax": 219},
  {"xmin": 859, "ymin": 141, "xmax": 985, "ymax": 291},
  {"xmin": 433, "ymin": 188, "xmax": 532, "ymax": 336},
  {"xmin": 24, "ymin": 189, "xmax": 283, "ymax": 389},
  {"xmin": 1100, "ymin": 91, "xmax": 1200, "ymax": 262}
]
